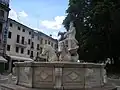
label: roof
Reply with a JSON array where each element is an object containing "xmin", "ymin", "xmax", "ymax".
[
  {"xmin": 0, "ymin": 56, "xmax": 7, "ymax": 63},
  {"xmin": 8, "ymin": 18, "xmax": 58, "ymax": 42},
  {"xmin": 9, "ymin": 55, "xmax": 33, "ymax": 61}
]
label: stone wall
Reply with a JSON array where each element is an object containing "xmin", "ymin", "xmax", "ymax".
[{"xmin": 14, "ymin": 62, "xmax": 106, "ymax": 89}]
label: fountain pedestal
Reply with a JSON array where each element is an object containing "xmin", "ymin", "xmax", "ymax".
[{"xmin": 0, "ymin": 61, "xmax": 117, "ymax": 90}]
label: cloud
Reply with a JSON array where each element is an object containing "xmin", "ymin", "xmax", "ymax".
[
  {"xmin": 9, "ymin": 9, "xmax": 28, "ymax": 21},
  {"xmin": 41, "ymin": 16, "xmax": 65, "ymax": 30},
  {"xmin": 8, "ymin": 9, "xmax": 64, "ymax": 39},
  {"xmin": 18, "ymin": 11, "xmax": 28, "ymax": 18},
  {"xmin": 51, "ymin": 32, "xmax": 59, "ymax": 39}
]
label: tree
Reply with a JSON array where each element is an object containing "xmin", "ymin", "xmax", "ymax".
[{"xmin": 63, "ymin": 0, "xmax": 120, "ymax": 64}]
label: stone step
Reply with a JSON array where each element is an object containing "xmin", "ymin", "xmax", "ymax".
[{"xmin": 0, "ymin": 83, "xmax": 117, "ymax": 90}]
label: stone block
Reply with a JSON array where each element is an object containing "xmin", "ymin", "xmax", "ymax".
[
  {"xmin": 0, "ymin": 84, "xmax": 117, "ymax": 90},
  {"xmin": 13, "ymin": 62, "xmax": 111, "ymax": 90}
]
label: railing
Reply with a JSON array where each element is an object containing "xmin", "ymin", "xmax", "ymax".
[{"xmin": 15, "ymin": 41, "xmax": 27, "ymax": 48}]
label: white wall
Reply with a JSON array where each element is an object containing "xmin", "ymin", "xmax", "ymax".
[{"xmin": 6, "ymin": 19, "xmax": 58, "ymax": 60}]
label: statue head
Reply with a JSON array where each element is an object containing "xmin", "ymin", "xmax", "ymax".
[
  {"xmin": 41, "ymin": 45, "xmax": 54, "ymax": 56},
  {"xmin": 69, "ymin": 21, "xmax": 75, "ymax": 31},
  {"xmin": 69, "ymin": 21, "xmax": 74, "ymax": 28},
  {"xmin": 41, "ymin": 45, "xmax": 50, "ymax": 56}
]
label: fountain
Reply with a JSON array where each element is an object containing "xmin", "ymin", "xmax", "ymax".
[{"xmin": 0, "ymin": 22, "xmax": 117, "ymax": 90}]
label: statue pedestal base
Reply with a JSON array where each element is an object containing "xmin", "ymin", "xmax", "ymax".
[{"xmin": 0, "ymin": 62, "xmax": 117, "ymax": 90}]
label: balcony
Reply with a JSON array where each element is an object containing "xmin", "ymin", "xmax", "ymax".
[{"xmin": 15, "ymin": 41, "xmax": 27, "ymax": 48}]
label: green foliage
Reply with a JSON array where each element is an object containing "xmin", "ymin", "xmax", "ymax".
[{"xmin": 63, "ymin": 0, "xmax": 120, "ymax": 63}]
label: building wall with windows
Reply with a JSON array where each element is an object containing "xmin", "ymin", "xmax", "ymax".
[
  {"xmin": 0, "ymin": 1, "xmax": 10, "ymax": 55},
  {"xmin": 6, "ymin": 18, "xmax": 58, "ymax": 60}
]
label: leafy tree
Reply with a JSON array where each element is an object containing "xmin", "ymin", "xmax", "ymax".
[{"xmin": 63, "ymin": 0, "xmax": 120, "ymax": 64}]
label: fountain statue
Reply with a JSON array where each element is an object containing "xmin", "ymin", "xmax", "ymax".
[
  {"xmin": 0, "ymin": 21, "xmax": 116, "ymax": 90},
  {"xmin": 41, "ymin": 44, "xmax": 58, "ymax": 62},
  {"xmin": 58, "ymin": 21, "xmax": 79, "ymax": 62},
  {"xmin": 64, "ymin": 21, "xmax": 79, "ymax": 50},
  {"xmin": 58, "ymin": 31, "xmax": 66, "ymax": 41}
]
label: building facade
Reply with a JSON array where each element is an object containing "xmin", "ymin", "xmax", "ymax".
[
  {"xmin": 0, "ymin": 0, "xmax": 10, "ymax": 73},
  {"xmin": 0, "ymin": 0, "xmax": 10, "ymax": 56},
  {"xmin": 7, "ymin": 18, "xmax": 58, "ymax": 62}
]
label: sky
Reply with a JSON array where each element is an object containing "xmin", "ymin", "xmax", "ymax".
[{"xmin": 9, "ymin": 0, "xmax": 68, "ymax": 39}]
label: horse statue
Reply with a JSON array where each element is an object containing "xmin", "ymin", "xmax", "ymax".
[
  {"xmin": 41, "ymin": 44, "xmax": 58, "ymax": 62},
  {"xmin": 58, "ymin": 31, "xmax": 67, "ymax": 41}
]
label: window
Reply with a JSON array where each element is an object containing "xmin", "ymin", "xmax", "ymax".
[
  {"xmin": 40, "ymin": 47, "xmax": 43, "ymax": 54},
  {"xmin": 37, "ymin": 36, "xmax": 39, "ymax": 40},
  {"xmin": 16, "ymin": 35, "xmax": 20, "ymax": 43},
  {"xmin": 51, "ymin": 43, "xmax": 53, "ymax": 47},
  {"xmin": 48, "ymin": 41, "xmax": 50, "ymax": 45},
  {"xmin": 18, "ymin": 26, "xmax": 21, "ymax": 30},
  {"xmin": 27, "ymin": 50, "xmax": 30, "ymax": 55},
  {"xmin": 10, "ymin": 23, "xmax": 13, "ymax": 27},
  {"xmin": 0, "ymin": 23, "xmax": 2, "ymax": 33},
  {"xmin": 40, "ymin": 38, "xmax": 43, "ymax": 44},
  {"xmin": 29, "ymin": 32, "xmax": 31, "ymax": 35},
  {"xmin": 30, "ymin": 51, "xmax": 33, "ymax": 58},
  {"xmin": 22, "ymin": 29, "xmax": 25, "ymax": 32},
  {"xmin": 8, "ymin": 31, "xmax": 12, "ymax": 39},
  {"xmin": 28, "ymin": 39, "xmax": 31, "ymax": 44},
  {"xmin": 7, "ymin": 45, "xmax": 10, "ymax": 51},
  {"xmin": 55, "ymin": 44, "xmax": 58, "ymax": 49},
  {"xmin": 0, "ymin": 10, "xmax": 4, "ymax": 17},
  {"xmin": 37, "ymin": 52, "xmax": 39, "ymax": 56},
  {"xmin": 31, "ymin": 42, "xmax": 34, "ymax": 48},
  {"xmin": 21, "ymin": 48, "xmax": 24, "ymax": 54},
  {"xmin": 45, "ymin": 40, "xmax": 47, "ymax": 44},
  {"xmin": 32, "ymin": 34, "xmax": 34, "ymax": 38},
  {"xmin": 21, "ymin": 36, "xmax": 24, "ymax": 44},
  {"xmin": 16, "ymin": 47, "xmax": 19, "ymax": 53},
  {"xmin": 37, "ymin": 44, "xmax": 39, "ymax": 50}
]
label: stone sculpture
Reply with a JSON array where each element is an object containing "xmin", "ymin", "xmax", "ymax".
[
  {"xmin": 7, "ymin": 73, "xmax": 13, "ymax": 84},
  {"xmin": 12, "ymin": 67, "xmax": 17, "ymax": 76},
  {"xmin": 58, "ymin": 42, "xmax": 71, "ymax": 62},
  {"xmin": 103, "ymin": 69, "xmax": 107, "ymax": 84},
  {"xmin": 65, "ymin": 22, "xmax": 79, "ymax": 50},
  {"xmin": 58, "ymin": 21, "xmax": 79, "ymax": 62},
  {"xmin": 41, "ymin": 44, "xmax": 58, "ymax": 62},
  {"xmin": 58, "ymin": 31, "xmax": 67, "ymax": 41}
]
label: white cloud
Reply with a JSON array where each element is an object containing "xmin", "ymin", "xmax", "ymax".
[
  {"xmin": 18, "ymin": 11, "xmax": 28, "ymax": 18},
  {"xmin": 9, "ymin": 9, "xmax": 28, "ymax": 21},
  {"xmin": 51, "ymin": 32, "xmax": 59, "ymax": 39},
  {"xmin": 8, "ymin": 9, "xmax": 64, "ymax": 39},
  {"xmin": 41, "ymin": 16, "xmax": 65, "ymax": 30}
]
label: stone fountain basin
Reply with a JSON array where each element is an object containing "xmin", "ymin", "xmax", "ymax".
[{"xmin": 9, "ymin": 61, "xmax": 108, "ymax": 89}]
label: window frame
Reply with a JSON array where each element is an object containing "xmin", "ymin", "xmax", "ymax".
[
  {"xmin": 7, "ymin": 45, "xmax": 10, "ymax": 51},
  {"xmin": 8, "ymin": 31, "xmax": 12, "ymax": 39}
]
